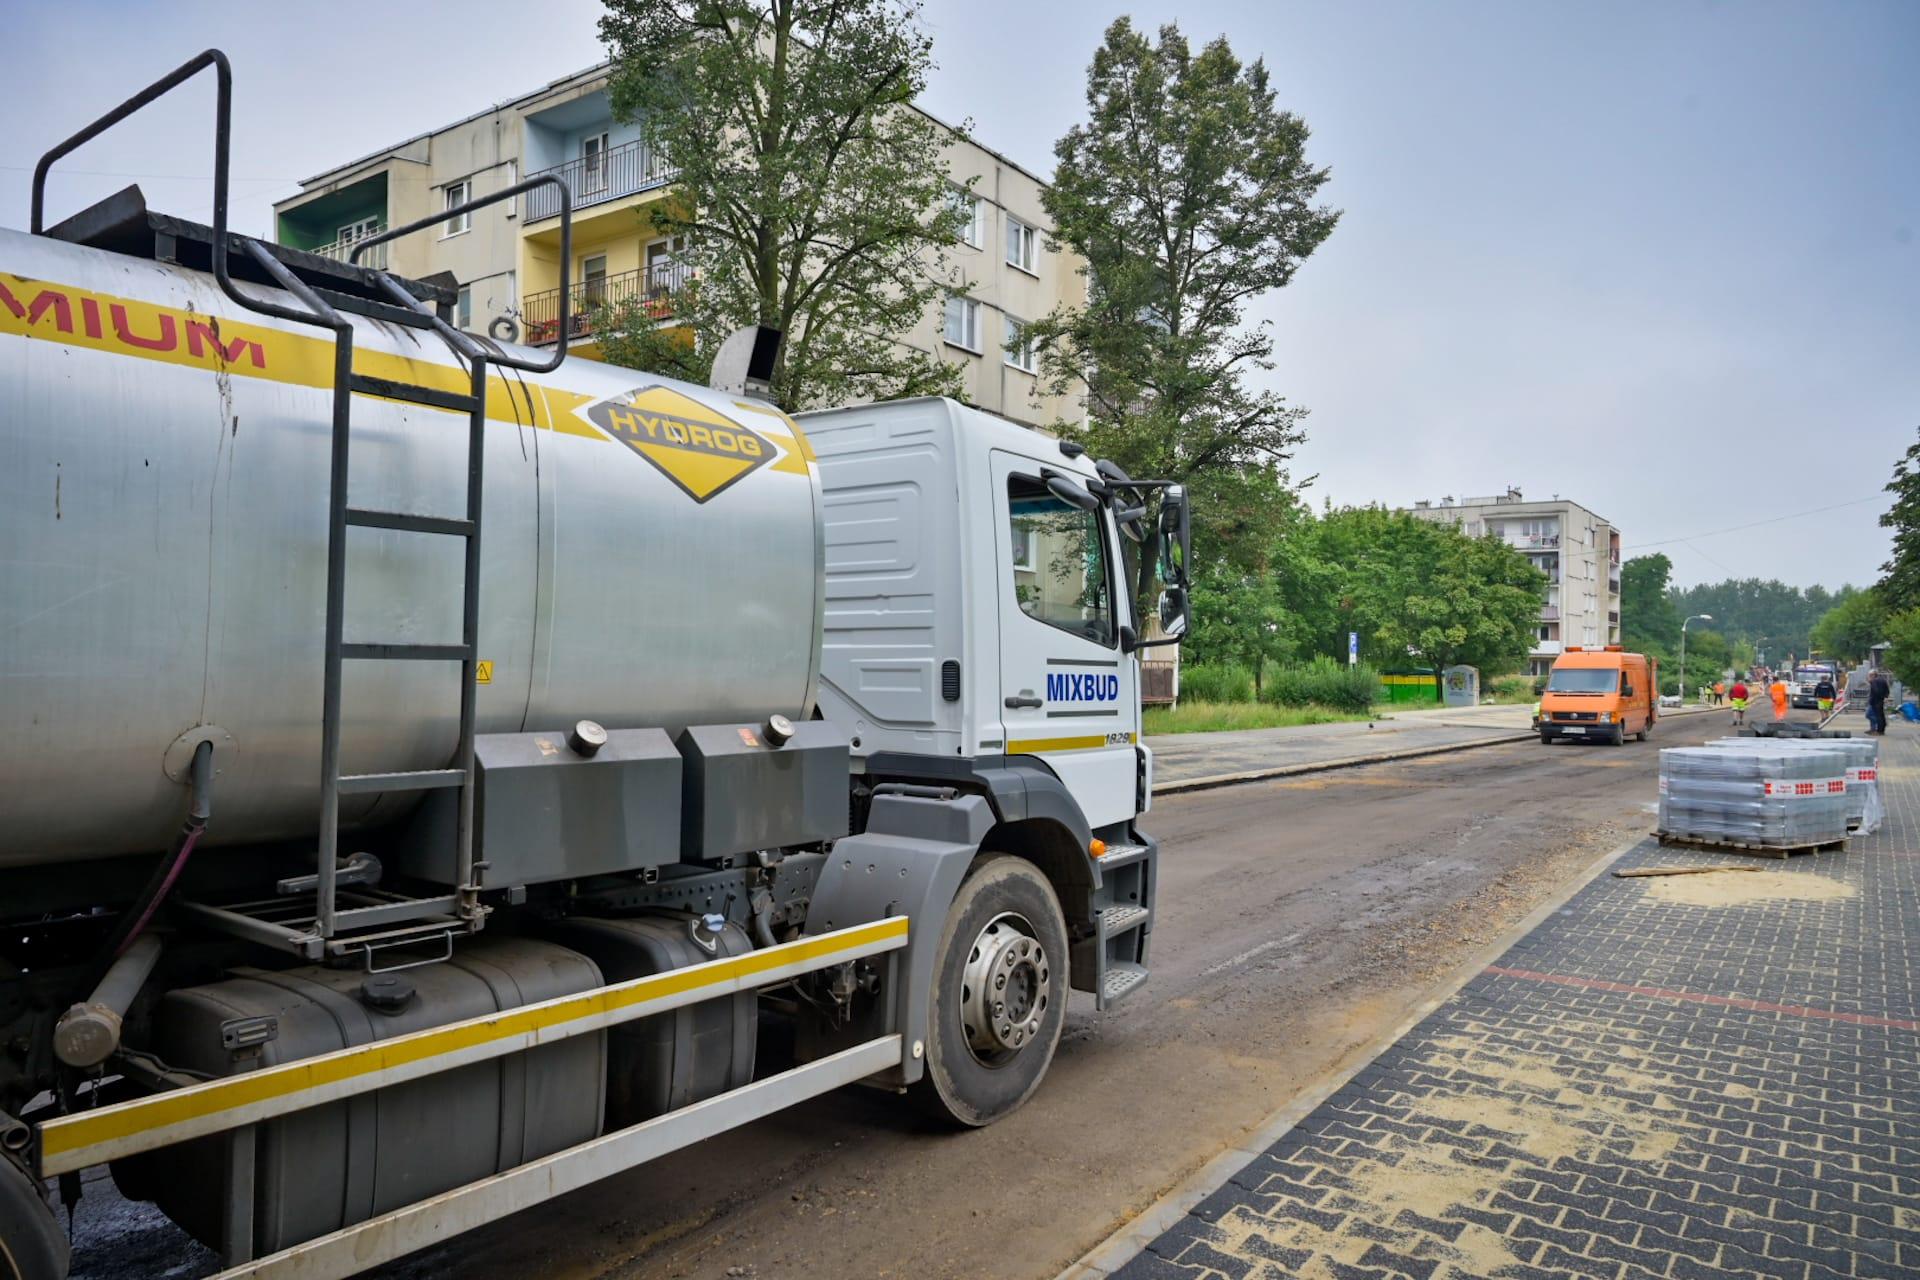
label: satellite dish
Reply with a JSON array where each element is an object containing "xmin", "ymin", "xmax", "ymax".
[{"xmin": 710, "ymin": 325, "xmax": 783, "ymax": 402}]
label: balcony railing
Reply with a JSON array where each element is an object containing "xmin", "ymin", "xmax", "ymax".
[
  {"xmin": 304, "ymin": 230, "xmax": 387, "ymax": 269},
  {"xmin": 521, "ymin": 261, "xmax": 690, "ymax": 345},
  {"xmin": 1540, "ymin": 605, "xmax": 1560, "ymax": 622},
  {"xmin": 524, "ymin": 140, "xmax": 677, "ymax": 222}
]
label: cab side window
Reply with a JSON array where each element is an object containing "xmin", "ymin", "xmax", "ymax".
[{"xmin": 1007, "ymin": 475, "xmax": 1113, "ymax": 645}]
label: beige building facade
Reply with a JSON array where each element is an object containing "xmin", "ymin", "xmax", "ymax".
[
  {"xmin": 1408, "ymin": 491, "xmax": 1623, "ymax": 677},
  {"xmin": 273, "ymin": 64, "xmax": 1083, "ymax": 429}
]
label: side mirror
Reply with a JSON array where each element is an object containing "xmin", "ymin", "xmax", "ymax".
[
  {"xmin": 1044, "ymin": 473, "xmax": 1100, "ymax": 512},
  {"xmin": 1158, "ymin": 484, "xmax": 1191, "ymax": 591},
  {"xmin": 1158, "ymin": 585, "xmax": 1189, "ymax": 638}
]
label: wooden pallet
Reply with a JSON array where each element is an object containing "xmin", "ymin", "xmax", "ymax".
[{"xmin": 1654, "ymin": 831, "xmax": 1847, "ymax": 859}]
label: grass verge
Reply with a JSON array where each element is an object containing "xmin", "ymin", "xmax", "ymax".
[{"xmin": 1143, "ymin": 701, "xmax": 1378, "ymax": 735}]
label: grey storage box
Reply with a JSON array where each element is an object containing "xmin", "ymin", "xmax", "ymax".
[
  {"xmin": 544, "ymin": 915, "xmax": 756, "ymax": 1127},
  {"xmin": 400, "ymin": 727, "xmax": 683, "ymax": 888},
  {"xmin": 119, "ymin": 938, "xmax": 605, "ymax": 1257},
  {"xmin": 676, "ymin": 721, "xmax": 850, "ymax": 859}
]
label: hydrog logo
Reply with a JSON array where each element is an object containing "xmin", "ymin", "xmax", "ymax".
[{"xmin": 1046, "ymin": 672, "xmax": 1120, "ymax": 703}]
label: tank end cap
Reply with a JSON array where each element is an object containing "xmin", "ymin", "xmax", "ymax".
[
  {"xmin": 763, "ymin": 714, "xmax": 795, "ymax": 747},
  {"xmin": 568, "ymin": 719, "xmax": 609, "ymax": 758}
]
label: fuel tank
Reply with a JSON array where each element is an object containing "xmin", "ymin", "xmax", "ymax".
[{"xmin": 0, "ymin": 226, "xmax": 824, "ymax": 865}]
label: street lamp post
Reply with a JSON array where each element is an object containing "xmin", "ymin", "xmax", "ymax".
[{"xmin": 1681, "ymin": 613, "xmax": 1713, "ymax": 706}]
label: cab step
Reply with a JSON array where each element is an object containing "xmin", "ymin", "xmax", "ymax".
[
  {"xmin": 1098, "ymin": 904, "xmax": 1150, "ymax": 937},
  {"xmin": 1096, "ymin": 842, "xmax": 1152, "ymax": 870},
  {"xmin": 1100, "ymin": 962, "xmax": 1149, "ymax": 1007}
]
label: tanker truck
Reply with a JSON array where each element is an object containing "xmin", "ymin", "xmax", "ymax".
[{"xmin": 0, "ymin": 53, "xmax": 1192, "ymax": 1280}]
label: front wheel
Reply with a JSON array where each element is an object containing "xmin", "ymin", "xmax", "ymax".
[
  {"xmin": 913, "ymin": 855, "xmax": 1069, "ymax": 1128},
  {"xmin": 1608, "ymin": 724, "xmax": 1627, "ymax": 746}
]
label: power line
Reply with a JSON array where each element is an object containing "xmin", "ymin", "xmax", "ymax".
[
  {"xmin": 0, "ymin": 163, "xmax": 297, "ymax": 183},
  {"xmin": 1625, "ymin": 494, "xmax": 1882, "ymax": 551}
]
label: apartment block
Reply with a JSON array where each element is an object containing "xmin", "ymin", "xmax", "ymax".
[
  {"xmin": 272, "ymin": 64, "xmax": 1082, "ymax": 428},
  {"xmin": 1408, "ymin": 490, "xmax": 1623, "ymax": 677}
]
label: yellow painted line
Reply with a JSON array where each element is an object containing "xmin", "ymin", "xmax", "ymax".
[
  {"xmin": 1008, "ymin": 733, "xmax": 1139, "ymax": 754},
  {"xmin": 37, "ymin": 916, "xmax": 907, "ymax": 1173}
]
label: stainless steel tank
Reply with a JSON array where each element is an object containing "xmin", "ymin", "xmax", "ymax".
[{"xmin": 0, "ymin": 227, "xmax": 824, "ymax": 865}]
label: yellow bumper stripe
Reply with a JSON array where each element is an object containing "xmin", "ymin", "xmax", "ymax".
[
  {"xmin": 37, "ymin": 916, "xmax": 907, "ymax": 1175},
  {"xmin": 1007, "ymin": 733, "xmax": 1139, "ymax": 754}
]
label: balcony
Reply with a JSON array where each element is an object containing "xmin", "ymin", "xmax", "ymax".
[
  {"xmin": 1540, "ymin": 605, "xmax": 1560, "ymax": 622},
  {"xmin": 1533, "ymin": 640, "xmax": 1563, "ymax": 656},
  {"xmin": 522, "ymin": 261, "xmax": 690, "ymax": 345},
  {"xmin": 524, "ymin": 140, "xmax": 677, "ymax": 222},
  {"xmin": 304, "ymin": 230, "xmax": 387, "ymax": 270}
]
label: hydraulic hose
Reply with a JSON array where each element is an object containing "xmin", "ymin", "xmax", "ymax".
[{"xmin": 93, "ymin": 740, "xmax": 214, "ymax": 972}]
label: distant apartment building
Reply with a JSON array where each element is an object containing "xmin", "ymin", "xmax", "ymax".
[
  {"xmin": 272, "ymin": 63, "xmax": 1083, "ymax": 428},
  {"xmin": 1408, "ymin": 490, "xmax": 1623, "ymax": 677}
]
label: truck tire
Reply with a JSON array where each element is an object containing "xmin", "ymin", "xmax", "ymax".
[
  {"xmin": 0, "ymin": 1156, "xmax": 68, "ymax": 1280},
  {"xmin": 1608, "ymin": 724, "xmax": 1627, "ymax": 746},
  {"xmin": 912, "ymin": 855, "xmax": 1069, "ymax": 1128}
]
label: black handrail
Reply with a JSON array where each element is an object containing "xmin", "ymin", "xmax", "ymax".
[
  {"xmin": 29, "ymin": 49, "xmax": 327, "ymax": 330},
  {"xmin": 350, "ymin": 176, "xmax": 574, "ymax": 374}
]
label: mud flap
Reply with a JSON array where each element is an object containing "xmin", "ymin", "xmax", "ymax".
[{"xmin": 808, "ymin": 792, "xmax": 994, "ymax": 1086}]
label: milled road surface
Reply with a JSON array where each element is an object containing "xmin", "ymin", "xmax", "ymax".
[{"xmin": 65, "ymin": 712, "xmax": 1743, "ymax": 1280}]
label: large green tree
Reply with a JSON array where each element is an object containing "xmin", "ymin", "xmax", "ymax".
[
  {"xmin": 1810, "ymin": 589, "xmax": 1887, "ymax": 661},
  {"xmin": 1619, "ymin": 554, "xmax": 1680, "ymax": 654},
  {"xmin": 1877, "ymin": 427, "xmax": 1920, "ymax": 612},
  {"xmin": 1313, "ymin": 508, "xmax": 1545, "ymax": 691},
  {"xmin": 597, "ymin": 0, "xmax": 967, "ymax": 409},
  {"xmin": 1030, "ymin": 18, "xmax": 1339, "ymax": 568}
]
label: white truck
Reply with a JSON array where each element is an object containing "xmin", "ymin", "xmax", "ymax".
[{"xmin": 0, "ymin": 53, "xmax": 1191, "ymax": 1279}]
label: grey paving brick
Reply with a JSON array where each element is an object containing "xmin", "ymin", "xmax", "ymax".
[{"xmin": 1100, "ymin": 736, "xmax": 1920, "ymax": 1280}]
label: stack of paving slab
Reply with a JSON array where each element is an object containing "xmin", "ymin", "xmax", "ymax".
[
  {"xmin": 1658, "ymin": 743, "xmax": 1852, "ymax": 850},
  {"xmin": 1709, "ymin": 736, "xmax": 1881, "ymax": 836}
]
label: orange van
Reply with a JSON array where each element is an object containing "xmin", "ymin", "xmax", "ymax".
[{"xmin": 1539, "ymin": 646, "xmax": 1658, "ymax": 745}]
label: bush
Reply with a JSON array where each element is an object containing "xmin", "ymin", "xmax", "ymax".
[
  {"xmin": 1180, "ymin": 663, "xmax": 1256, "ymax": 704},
  {"xmin": 1488, "ymin": 674, "xmax": 1535, "ymax": 704},
  {"xmin": 1258, "ymin": 657, "xmax": 1382, "ymax": 712}
]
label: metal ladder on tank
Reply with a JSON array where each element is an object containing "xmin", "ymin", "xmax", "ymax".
[{"xmin": 28, "ymin": 51, "xmax": 575, "ymax": 964}]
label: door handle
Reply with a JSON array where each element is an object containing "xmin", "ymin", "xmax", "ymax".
[{"xmin": 1004, "ymin": 695, "xmax": 1043, "ymax": 709}]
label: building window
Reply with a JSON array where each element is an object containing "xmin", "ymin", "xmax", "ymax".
[
  {"xmin": 582, "ymin": 132, "xmax": 610, "ymax": 192},
  {"xmin": 456, "ymin": 285, "xmax": 472, "ymax": 331},
  {"xmin": 1004, "ymin": 316, "xmax": 1036, "ymax": 373},
  {"xmin": 582, "ymin": 254, "xmax": 608, "ymax": 308},
  {"xmin": 1008, "ymin": 474, "xmax": 1112, "ymax": 645},
  {"xmin": 948, "ymin": 189, "xmax": 984, "ymax": 249},
  {"xmin": 443, "ymin": 181, "xmax": 470, "ymax": 236},
  {"xmin": 1005, "ymin": 215, "xmax": 1038, "ymax": 274},
  {"xmin": 943, "ymin": 295, "xmax": 980, "ymax": 353}
]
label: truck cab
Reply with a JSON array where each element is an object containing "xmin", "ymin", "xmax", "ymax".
[
  {"xmin": 804, "ymin": 397, "xmax": 1188, "ymax": 1016},
  {"xmin": 1539, "ymin": 645, "xmax": 1658, "ymax": 745}
]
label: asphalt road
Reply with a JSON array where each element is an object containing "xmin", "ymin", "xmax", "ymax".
[{"xmin": 65, "ymin": 710, "xmax": 1744, "ymax": 1280}]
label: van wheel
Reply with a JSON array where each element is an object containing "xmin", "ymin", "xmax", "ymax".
[
  {"xmin": 1636, "ymin": 724, "xmax": 1650, "ymax": 742},
  {"xmin": 1539, "ymin": 730, "xmax": 1555, "ymax": 744},
  {"xmin": 1608, "ymin": 724, "xmax": 1627, "ymax": 746},
  {"xmin": 0, "ymin": 1155, "xmax": 68, "ymax": 1280},
  {"xmin": 913, "ymin": 855, "xmax": 1069, "ymax": 1128}
]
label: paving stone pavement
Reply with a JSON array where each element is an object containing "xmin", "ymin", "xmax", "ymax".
[{"xmin": 1108, "ymin": 730, "xmax": 1919, "ymax": 1280}]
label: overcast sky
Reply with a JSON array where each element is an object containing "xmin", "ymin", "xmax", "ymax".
[{"xmin": 5, "ymin": 1, "xmax": 1914, "ymax": 590}]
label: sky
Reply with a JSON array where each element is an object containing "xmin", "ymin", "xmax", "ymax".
[{"xmin": 4, "ymin": 0, "xmax": 1915, "ymax": 591}]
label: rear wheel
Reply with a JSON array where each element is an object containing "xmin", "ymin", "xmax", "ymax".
[
  {"xmin": 0, "ymin": 1155, "xmax": 68, "ymax": 1280},
  {"xmin": 913, "ymin": 855, "xmax": 1069, "ymax": 1128},
  {"xmin": 1635, "ymin": 721, "xmax": 1650, "ymax": 742}
]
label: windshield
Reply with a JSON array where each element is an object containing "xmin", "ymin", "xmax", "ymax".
[{"xmin": 1547, "ymin": 667, "xmax": 1619, "ymax": 694}]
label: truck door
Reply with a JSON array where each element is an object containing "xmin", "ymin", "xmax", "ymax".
[{"xmin": 990, "ymin": 451, "xmax": 1139, "ymax": 829}]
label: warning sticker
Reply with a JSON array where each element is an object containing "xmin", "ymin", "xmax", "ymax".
[
  {"xmin": 583, "ymin": 384, "xmax": 776, "ymax": 503},
  {"xmin": 475, "ymin": 660, "xmax": 494, "ymax": 685}
]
